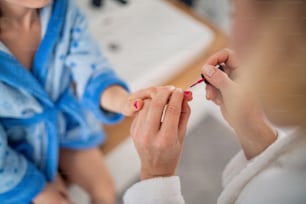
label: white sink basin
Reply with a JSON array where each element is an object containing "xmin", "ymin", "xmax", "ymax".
[{"xmin": 76, "ymin": 0, "xmax": 213, "ymax": 90}]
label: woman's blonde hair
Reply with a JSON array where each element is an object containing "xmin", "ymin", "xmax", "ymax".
[{"xmin": 241, "ymin": 0, "xmax": 306, "ymax": 126}]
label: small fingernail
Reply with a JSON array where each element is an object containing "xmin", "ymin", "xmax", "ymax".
[
  {"xmin": 184, "ymin": 91, "xmax": 192, "ymax": 96},
  {"xmin": 168, "ymin": 85, "xmax": 176, "ymax": 91},
  {"xmin": 134, "ymin": 101, "xmax": 139, "ymax": 109},
  {"xmin": 203, "ymin": 65, "xmax": 216, "ymax": 77},
  {"xmin": 176, "ymin": 88, "xmax": 183, "ymax": 93}
]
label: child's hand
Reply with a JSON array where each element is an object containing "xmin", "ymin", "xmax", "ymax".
[
  {"xmin": 101, "ymin": 86, "xmax": 179, "ymax": 117},
  {"xmin": 33, "ymin": 174, "xmax": 72, "ymax": 204},
  {"xmin": 122, "ymin": 86, "xmax": 194, "ymax": 117},
  {"xmin": 120, "ymin": 87, "xmax": 156, "ymax": 116}
]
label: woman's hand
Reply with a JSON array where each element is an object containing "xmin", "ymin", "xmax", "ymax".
[
  {"xmin": 202, "ymin": 49, "xmax": 277, "ymax": 159},
  {"xmin": 203, "ymin": 48, "xmax": 244, "ymax": 126},
  {"xmin": 131, "ymin": 86, "xmax": 192, "ymax": 180},
  {"xmin": 33, "ymin": 174, "xmax": 72, "ymax": 204}
]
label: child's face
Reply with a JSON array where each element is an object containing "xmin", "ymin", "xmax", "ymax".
[{"xmin": 4, "ymin": 0, "xmax": 50, "ymax": 8}]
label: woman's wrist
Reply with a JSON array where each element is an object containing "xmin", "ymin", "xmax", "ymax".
[
  {"xmin": 140, "ymin": 167, "xmax": 176, "ymax": 180},
  {"xmin": 234, "ymin": 116, "xmax": 277, "ymax": 160}
]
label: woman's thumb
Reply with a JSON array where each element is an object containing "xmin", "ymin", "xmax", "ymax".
[{"xmin": 202, "ymin": 64, "xmax": 233, "ymax": 92}]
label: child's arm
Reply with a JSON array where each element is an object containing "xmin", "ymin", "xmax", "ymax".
[
  {"xmin": 65, "ymin": 5, "xmax": 128, "ymax": 124},
  {"xmin": 65, "ymin": 4, "xmax": 156, "ymax": 122}
]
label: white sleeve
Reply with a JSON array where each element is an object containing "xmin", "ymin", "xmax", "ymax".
[
  {"xmin": 222, "ymin": 151, "xmax": 249, "ymax": 188},
  {"xmin": 222, "ymin": 129, "xmax": 286, "ymax": 188},
  {"xmin": 235, "ymin": 167, "xmax": 306, "ymax": 204},
  {"xmin": 123, "ymin": 176, "xmax": 185, "ymax": 204}
]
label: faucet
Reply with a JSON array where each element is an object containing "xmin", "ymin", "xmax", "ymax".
[{"xmin": 91, "ymin": 0, "xmax": 128, "ymax": 7}]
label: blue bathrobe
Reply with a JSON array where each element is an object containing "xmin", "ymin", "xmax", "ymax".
[{"xmin": 0, "ymin": 0, "xmax": 128, "ymax": 203}]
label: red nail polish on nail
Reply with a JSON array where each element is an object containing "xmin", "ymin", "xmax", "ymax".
[
  {"xmin": 134, "ymin": 101, "xmax": 139, "ymax": 109},
  {"xmin": 184, "ymin": 91, "xmax": 192, "ymax": 96}
]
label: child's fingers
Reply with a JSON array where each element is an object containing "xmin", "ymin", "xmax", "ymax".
[
  {"xmin": 132, "ymin": 99, "xmax": 143, "ymax": 111},
  {"xmin": 183, "ymin": 91, "xmax": 193, "ymax": 101},
  {"xmin": 130, "ymin": 86, "xmax": 166, "ymax": 101},
  {"xmin": 131, "ymin": 86, "xmax": 175, "ymax": 101},
  {"xmin": 129, "ymin": 86, "xmax": 176, "ymax": 115},
  {"xmin": 123, "ymin": 99, "xmax": 143, "ymax": 117}
]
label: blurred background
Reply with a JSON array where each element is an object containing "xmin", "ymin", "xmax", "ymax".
[
  {"xmin": 193, "ymin": 0, "xmax": 231, "ymax": 33},
  {"xmin": 70, "ymin": 0, "xmax": 239, "ymax": 203}
]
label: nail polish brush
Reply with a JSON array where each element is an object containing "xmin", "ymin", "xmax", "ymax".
[{"xmin": 189, "ymin": 64, "xmax": 224, "ymax": 88}]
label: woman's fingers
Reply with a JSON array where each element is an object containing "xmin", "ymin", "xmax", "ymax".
[
  {"xmin": 202, "ymin": 64, "xmax": 235, "ymax": 93},
  {"xmin": 161, "ymin": 88, "xmax": 184, "ymax": 137},
  {"xmin": 130, "ymin": 111, "xmax": 139, "ymax": 136},
  {"xmin": 126, "ymin": 87, "xmax": 157, "ymax": 115},
  {"xmin": 206, "ymin": 48, "xmax": 239, "ymax": 70},
  {"xmin": 127, "ymin": 86, "xmax": 175, "ymax": 116},
  {"xmin": 132, "ymin": 86, "xmax": 176, "ymax": 138},
  {"xmin": 130, "ymin": 87, "xmax": 158, "ymax": 100},
  {"xmin": 178, "ymin": 98, "xmax": 191, "ymax": 143},
  {"xmin": 203, "ymin": 49, "xmax": 239, "ymax": 107},
  {"xmin": 131, "ymin": 99, "xmax": 150, "ymax": 139},
  {"xmin": 205, "ymin": 84, "xmax": 217, "ymax": 100},
  {"xmin": 146, "ymin": 87, "xmax": 175, "ymax": 132},
  {"xmin": 130, "ymin": 85, "xmax": 175, "ymax": 102},
  {"xmin": 129, "ymin": 87, "xmax": 192, "ymax": 180},
  {"xmin": 206, "ymin": 85, "xmax": 224, "ymax": 105}
]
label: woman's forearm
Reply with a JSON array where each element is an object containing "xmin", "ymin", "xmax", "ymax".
[{"xmin": 234, "ymin": 117, "xmax": 277, "ymax": 160}]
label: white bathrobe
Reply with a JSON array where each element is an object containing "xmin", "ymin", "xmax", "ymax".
[{"xmin": 124, "ymin": 129, "xmax": 306, "ymax": 204}]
